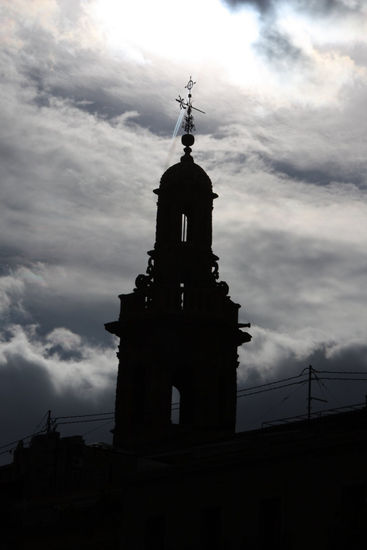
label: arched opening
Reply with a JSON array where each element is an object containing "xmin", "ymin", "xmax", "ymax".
[
  {"xmin": 180, "ymin": 282, "xmax": 185, "ymax": 310},
  {"xmin": 171, "ymin": 386, "xmax": 180, "ymax": 424},
  {"xmin": 181, "ymin": 213, "xmax": 188, "ymax": 242}
]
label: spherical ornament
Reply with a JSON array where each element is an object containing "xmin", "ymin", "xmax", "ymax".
[{"xmin": 182, "ymin": 134, "xmax": 195, "ymax": 147}]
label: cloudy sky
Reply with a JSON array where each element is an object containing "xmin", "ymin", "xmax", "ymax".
[{"xmin": 1, "ymin": 0, "xmax": 367, "ymax": 461}]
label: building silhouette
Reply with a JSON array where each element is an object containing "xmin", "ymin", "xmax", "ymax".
[
  {"xmin": 105, "ymin": 132, "xmax": 251, "ymax": 451},
  {"xmin": 1, "ymin": 132, "xmax": 367, "ymax": 549}
]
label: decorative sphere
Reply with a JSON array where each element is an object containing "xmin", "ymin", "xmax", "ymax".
[{"xmin": 182, "ymin": 134, "xmax": 195, "ymax": 147}]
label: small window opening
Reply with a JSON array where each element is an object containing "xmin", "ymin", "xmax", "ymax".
[
  {"xmin": 171, "ymin": 386, "xmax": 180, "ymax": 424},
  {"xmin": 180, "ymin": 282, "xmax": 184, "ymax": 310},
  {"xmin": 181, "ymin": 213, "xmax": 188, "ymax": 242}
]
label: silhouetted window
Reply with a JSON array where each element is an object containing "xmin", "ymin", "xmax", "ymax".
[
  {"xmin": 181, "ymin": 213, "xmax": 188, "ymax": 242},
  {"xmin": 200, "ymin": 505, "xmax": 222, "ymax": 550},
  {"xmin": 171, "ymin": 386, "xmax": 180, "ymax": 424},
  {"xmin": 259, "ymin": 497, "xmax": 282, "ymax": 550},
  {"xmin": 180, "ymin": 282, "xmax": 185, "ymax": 310},
  {"xmin": 144, "ymin": 515, "xmax": 166, "ymax": 550}
]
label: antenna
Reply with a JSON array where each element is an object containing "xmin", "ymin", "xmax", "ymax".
[{"xmin": 175, "ymin": 76, "xmax": 205, "ymax": 134}]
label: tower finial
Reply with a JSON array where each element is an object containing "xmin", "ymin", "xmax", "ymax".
[{"xmin": 175, "ymin": 76, "xmax": 205, "ymax": 135}]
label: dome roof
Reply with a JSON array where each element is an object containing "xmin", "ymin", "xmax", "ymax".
[{"xmin": 159, "ymin": 159, "xmax": 213, "ymax": 193}]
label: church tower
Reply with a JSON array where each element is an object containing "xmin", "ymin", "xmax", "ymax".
[{"xmin": 105, "ymin": 80, "xmax": 251, "ymax": 450}]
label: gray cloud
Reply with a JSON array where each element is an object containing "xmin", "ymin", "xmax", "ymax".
[
  {"xmin": 223, "ymin": 0, "xmax": 274, "ymax": 14},
  {"xmin": 0, "ymin": 323, "xmax": 116, "ymax": 465},
  {"xmin": 223, "ymin": 0, "xmax": 365, "ymax": 16},
  {"xmin": 254, "ymin": 28, "xmax": 309, "ymax": 68},
  {"xmin": 2, "ymin": 9, "xmax": 178, "ymax": 137},
  {"xmin": 292, "ymin": 0, "xmax": 365, "ymax": 15},
  {"xmin": 223, "ymin": 0, "xmax": 366, "ymax": 73},
  {"xmin": 266, "ymin": 159, "xmax": 365, "ymax": 187},
  {"xmin": 237, "ymin": 342, "xmax": 367, "ymax": 431}
]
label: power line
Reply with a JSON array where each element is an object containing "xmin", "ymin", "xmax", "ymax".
[
  {"xmin": 0, "ymin": 429, "xmax": 46, "ymax": 457},
  {"xmin": 0, "ymin": 430, "xmax": 44, "ymax": 451},
  {"xmin": 316, "ymin": 370, "xmax": 367, "ymax": 375},
  {"xmin": 237, "ymin": 371, "xmax": 306, "ymax": 394},
  {"xmin": 257, "ymin": 376, "xmax": 307, "ymax": 425},
  {"xmin": 237, "ymin": 380, "xmax": 307, "ymax": 398},
  {"xmin": 56, "ymin": 418, "xmax": 114, "ymax": 426},
  {"xmin": 32, "ymin": 411, "xmax": 49, "ymax": 432},
  {"xmin": 0, "ymin": 449, "xmax": 16, "ymax": 457},
  {"xmin": 55, "ymin": 412, "xmax": 113, "ymax": 420},
  {"xmin": 82, "ymin": 418, "xmax": 114, "ymax": 437},
  {"xmin": 318, "ymin": 377, "xmax": 367, "ymax": 382},
  {"xmin": 2, "ymin": 369, "xmax": 367, "ymax": 455}
]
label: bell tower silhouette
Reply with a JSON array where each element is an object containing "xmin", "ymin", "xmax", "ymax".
[{"xmin": 105, "ymin": 80, "xmax": 251, "ymax": 450}]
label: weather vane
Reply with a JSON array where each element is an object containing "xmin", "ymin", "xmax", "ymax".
[{"xmin": 175, "ymin": 76, "xmax": 205, "ymax": 134}]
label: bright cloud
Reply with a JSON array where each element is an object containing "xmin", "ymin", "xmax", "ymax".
[
  {"xmin": 89, "ymin": 0, "xmax": 260, "ymax": 70},
  {"xmin": 0, "ymin": 323, "xmax": 116, "ymax": 396}
]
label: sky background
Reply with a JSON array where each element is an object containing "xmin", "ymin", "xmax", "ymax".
[{"xmin": 1, "ymin": 0, "xmax": 367, "ymax": 462}]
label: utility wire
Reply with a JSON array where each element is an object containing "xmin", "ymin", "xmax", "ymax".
[
  {"xmin": 82, "ymin": 419, "xmax": 114, "ymax": 438},
  {"xmin": 55, "ymin": 412, "xmax": 113, "ymax": 420},
  {"xmin": 237, "ymin": 371, "xmax": 306, "ymax": 394},
  {"xmin": 57, "ymin": 418, "xmax": 114, "ymax": 426},
  {"xmin": 237, "ymin": 380, "xmax": 306, "ymax": 398},
  {"xmin": 257, "ymin": 379, "xmax": 308, "ymax": 424},
  {"xmin": 314, "ymin": 376, "xmax": 329, "ymax": 404},
  {"xmin": 0, "ymin": 449, "xmax": 16, "ymax": 457},
  {"xmin": 3, "ymin": 370, "xmax": 367, "ymax": 454},
  {"xmin": 0, "ymin": 429, "xmax": 46, "ymax": 456},
  {"xmin": 32, "ymin": 411, "xmax": 48, "ymax": 432},
  {"xmin": 315, "ymin": 376, "xmax": 344, "ymax": 408},
  {"xmin": 316, "ymin": 370, "xmax": 367, "ymax": 375},
  {"xmin": 0, "ymin": 430, "xmax": 45, "ymax": 451},
  {"xmin": 318, "ymin": 377, "xmax": 367, "ymax": 382}
]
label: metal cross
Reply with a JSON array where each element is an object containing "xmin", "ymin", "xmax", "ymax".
[{"xmin": 175, "ymin": 76, "xmax": 205, "ymax": 134}]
